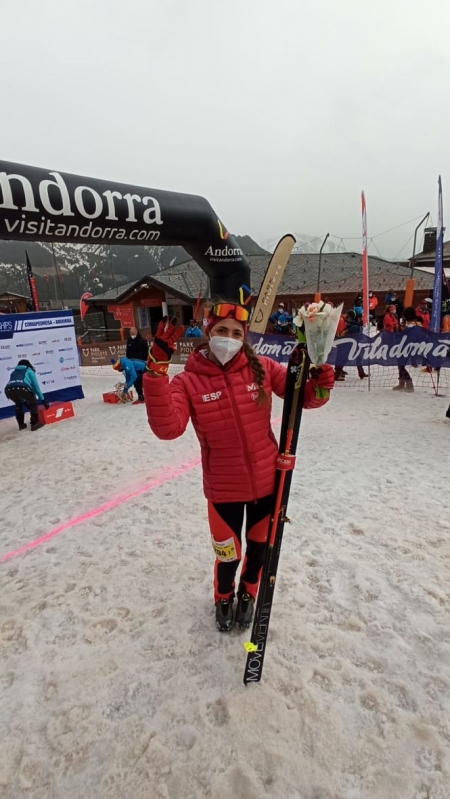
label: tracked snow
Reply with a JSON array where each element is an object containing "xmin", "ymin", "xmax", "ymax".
[{"xmin": 0, "ymin": 375, "xmax": 449, "ymax": 799}]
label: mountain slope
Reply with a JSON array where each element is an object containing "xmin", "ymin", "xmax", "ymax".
[{"xmin": 0, "ymin": 235, "xmax": 266, "ymax": 303}]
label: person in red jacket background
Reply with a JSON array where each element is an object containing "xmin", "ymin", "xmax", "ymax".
[
  {"xmin": 369, "ymin": 292, "xmax": 378, "ymax": 326},
  {"xmin": 415, "ymin": 298, "xmax": 432, "ymax": 329},
  {"xmin": 143, "ymin": 304, "xmax": 334, "ymax": 633},
  {"xmin": 383, "ymin": 305, "xmax": 399, "ymax": 333}
]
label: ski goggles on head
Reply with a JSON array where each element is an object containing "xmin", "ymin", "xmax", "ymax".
[{"xmin": 211, "ymin": 303, "xmax": 250, "ymax": 323}]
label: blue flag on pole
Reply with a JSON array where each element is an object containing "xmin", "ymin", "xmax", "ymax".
[{"xmin": 430, "ymin": 176, "xmax": 444, "ymax": 332}]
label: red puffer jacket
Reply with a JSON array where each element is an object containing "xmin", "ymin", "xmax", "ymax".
[
  {"xmin": 383, "ymin": 312, "xmax": 398, "ymax": 333},
  {"xmin": 143, "ymin": 348, "xmax": 330, "ymax": 503}
]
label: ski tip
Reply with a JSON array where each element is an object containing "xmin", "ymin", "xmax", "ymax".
[{"xmin": 243, "ymin": 641, "xmax": 258, "ymax": 653}]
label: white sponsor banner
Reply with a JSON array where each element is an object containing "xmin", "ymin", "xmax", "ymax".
[{"xmin": 0, "ymin": 310, "xmax": 83, "ymax": 419}]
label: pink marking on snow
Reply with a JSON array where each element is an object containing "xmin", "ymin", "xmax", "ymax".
[
  {"xmin": 1, "ymin": 416, "xmax": 283, "ymax": 565},
  {"xmin": 0, "ymin": 457, "xmax": 201, "ymax": 564}
]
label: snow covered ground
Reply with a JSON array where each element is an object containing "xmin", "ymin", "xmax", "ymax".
[{"xmin": 1, "ymin": 371, "xmax": 449, "ymax": 799}]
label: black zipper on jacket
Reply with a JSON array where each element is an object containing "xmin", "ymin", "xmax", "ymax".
[{"xmin": 223, "ymin": 371, "xmax": 258, "ymax": 501}]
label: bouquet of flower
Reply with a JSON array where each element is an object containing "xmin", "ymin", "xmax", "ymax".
[
  {"xmin": 296, "ymin": 302, "xmax": 343, "ymax": 365},
  {"xmin": 114, "ymin": 382, "xmax": 134, "ymax": 403}
]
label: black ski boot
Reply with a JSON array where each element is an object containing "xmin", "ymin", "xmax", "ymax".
[
  {"xmin": 236, "ymin": 593, "xmax": 255, "ymax": 630},
  {"xmin": 18, "ymin": 423, "xmax": 27, "ymax": 431},
  {"xmin": 215, "ymin": 598, "xmax": 234, "ymax": 632},
  {"xmin": 31, "ymin": 422, "xmax": 45, "ymax": 432}
]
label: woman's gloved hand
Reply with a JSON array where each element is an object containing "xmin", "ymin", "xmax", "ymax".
[
  {"xmin": 309, "ymin": 364, "xmax": 335, "ymax": 398},
  {"xmin": 146, "ymin": 317, "xmax": 185, "ymax": 375}
]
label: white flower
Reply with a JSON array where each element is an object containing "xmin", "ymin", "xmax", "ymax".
[
  {"xmin": 299, "ymin": 303, "xmax": 343, "ymax": 365},
  {"xmin": 297, "ymin": 302, "xmax": 334, "ymax": 321}
]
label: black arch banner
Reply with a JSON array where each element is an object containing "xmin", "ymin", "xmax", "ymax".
[{"xmin": 0, "ymin": 160, "xmax": 250, "ymax": 301}]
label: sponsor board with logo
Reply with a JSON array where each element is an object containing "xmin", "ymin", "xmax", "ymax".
[
  {"xmin": 246, "ymin": 330, "xmax": 450, "ymax": 367},
  {"xmin": 0, "ymin": 161, "xmax": 250, "ymax": 302},
  {"xmin": 107, "ymin": 304, "xmax": 134, "ymax": 328},
  {"xmin": 171, "ymin": 337, "xmax": 207, "ymax": 365},
  {"xmin": 79, "ymin": 342, "xmax": 127, "ymax": 367},
  {"xmin": 79, "ymin": 338, "xmax": 203, "ymax": 367},
  {"xmin": 0, "ymin": 310, "xmax": 83, "ymax": 420}
]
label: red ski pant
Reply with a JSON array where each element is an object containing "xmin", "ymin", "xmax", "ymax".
[{"xmin": 207, "ymin": 494, "xmax": 273, "ymax": 603}]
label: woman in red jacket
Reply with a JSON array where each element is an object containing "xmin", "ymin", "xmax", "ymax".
[
  {"xmin": 383, "ymin": 305, "xmax": 399, "ymax": 333},
  {"xmin": 143, "ymin": 304, "xmax": 334, "ymax": 632}
]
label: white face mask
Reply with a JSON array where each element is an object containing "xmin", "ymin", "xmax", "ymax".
[
  {"xmin": 130, "ymin": 335, "xmax": 136, "ymax": 339},
  {"xmin": 209, "ymin": 336, "xmax": 243, "ymax": 365}
]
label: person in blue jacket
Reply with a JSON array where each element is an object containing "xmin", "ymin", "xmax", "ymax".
[
  {"xmin": 4, "ymin": 359, "xmax": 49, "ymax": 431},
  {"xmin": 185, "ymin": 320, "xmax": 203, "ymax": 338},
  {"xmin": 269, "ymin": 303, "xmax": 293, "ymax": 334},
  {"xmin": 111, "ymin": 356, "xmax": 147, "ymax": 402}
]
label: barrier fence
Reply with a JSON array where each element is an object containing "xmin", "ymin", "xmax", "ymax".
[{"xmin": 79, "ymin": 333, "xmax": 449, "ymax": 395}]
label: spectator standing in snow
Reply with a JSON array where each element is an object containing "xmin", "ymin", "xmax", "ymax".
[
  {"xmin": 142, "ymin": 306, "xmax": 334, "ymax": 632},
  {"xmin": 185, "ymin": 320, "xmax": 203, "ymax": 338},
  {"xmin": 4, "ymin": 359, "xmax": 48, "ymax": 431},
  {"xmin": 383, "ymin": 305, "xmax": 399, "ymax": 334},
  {"xmin": 384, "ymin": 291, "xmax": 404, "ymax": 320},
  {"xmin": 353, "ymin": 293, "xmax": 364, "ymax": 323},
  {"xmin": 334, "ymin": 310, "xmax": 367, "ymax": 380},
  {"xmin": 126, "ymin": 327, "xmax": 149, "ymax": 362},
  {"xmin": 111, "ymin": 356, "xmax": 147, "ymax": 403},
  {"xmin": 336, "ymin": 312, "xmax": 346, "ymax": 337},
  {"xmin": 415, "ymin": 299, "xmax": 431, "ymax": 330},
  {"xmin": 269, "ymin": 303, "xmax": 292, "ymax": 334},
  {"xmin": 369, "ymin": 292, "xmax": 378, "ymax": 325},
  {"xmin": 353, "ymin": 303, "xmax": 364, "ymax": 322},
  {"xmin": 333, "ymin": 312, "xmax": 348, "ymax": 381},
  {"xmin": 394, "ymin": 294, "xmax": 404, "ymax": 319},
  {"xmin": 392, "ymin": 307, "xmax": 420, "ymax": 392}
]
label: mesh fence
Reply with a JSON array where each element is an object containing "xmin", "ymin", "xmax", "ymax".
[
  {"xmin": 331, "ymin": 365, "xmax": 448, "ymax": 394},
  {"xmin": 81, "ymin": 362, "xmax": 449, "ymax": 397}
]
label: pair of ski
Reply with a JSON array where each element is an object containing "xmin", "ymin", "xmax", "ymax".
[
  {"xmin": 243, "ymin": 340, "xmax": 310, "ymax": 684},
  {"xmin": 242, "ymin": 235, "xmax": 310, "ymax": 685}
]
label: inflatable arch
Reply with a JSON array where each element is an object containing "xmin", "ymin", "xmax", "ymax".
[{"xmin": 0, "ymin": 160, "xmax": 250, "ymax": 301}]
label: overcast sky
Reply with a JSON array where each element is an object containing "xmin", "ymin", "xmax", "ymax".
[{"xmin": 1, "ymin": 0, "xmax": 449, "ymax": 258}]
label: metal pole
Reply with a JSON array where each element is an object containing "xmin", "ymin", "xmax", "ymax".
[
  {"xmin": 410, "ymin": 212, "xmax": 430, "ymax": 277},
  {"xmin": 51, "ymin": 243, "xmax": 65, "ymax": 309},
  {"xmin": 74, "ymin": 268, "xmax": 82, "ymax": 300},
  {"xmin": 109, "ymin": 245, "xmax": 117, "ymax": 292},
  {"xmin": 125, "ymin": 254, "xmax": 139, "ymax": 291},
  {"xmin": 317, "ymin": 233, "xmax": 330, "ymax": 294}
]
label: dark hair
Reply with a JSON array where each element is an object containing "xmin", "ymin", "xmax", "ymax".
[
  {"xmin": 403, "ymin": 307, "xmax": 417, "ymax": 322},
  {"xmin": 18, "ymin": 359, "xmax": 34, "ymax": 370},
  {"xmin": 243, "ymin": 341, "xmax": 269, "ymax": 407}
]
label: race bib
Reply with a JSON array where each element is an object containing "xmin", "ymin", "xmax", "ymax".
[{"xmin": 211, "ymin": 536, "xmax": 237, "ymax": 562}]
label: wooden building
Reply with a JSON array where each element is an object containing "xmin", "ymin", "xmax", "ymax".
[
  {"xmin": 410, "ymin": 227, "xmax": 450, "ymax": 280},
  {"xmin": 0, "ymin": 292, "xmax": 29, "ymax": 314},
  {"xmin": 84, "ymin": 251, "xmax": 435, "ymax": 341},
  {"xmin": 85, "ymin": 275, "xmax": 196, "ymax": 340},
  {"xmin": 147, "ymin": 251, "xmax": 434, "ymax": 317}
]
